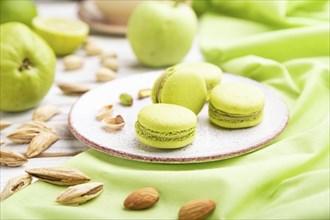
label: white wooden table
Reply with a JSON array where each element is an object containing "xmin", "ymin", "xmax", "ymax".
[{"xmin": 0, "ymin": 1, "xmax": 202, "ymax": 191}]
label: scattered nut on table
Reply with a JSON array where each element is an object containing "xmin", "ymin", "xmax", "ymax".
[
  {"xmin": 63, "ymin": 55, "xmax": 84, "ymax": 70},
  {"xmin": 100, "ymin": 52, "xmax": 117, "ymax": 62},
  {"xmin": 102, "ymin": 115, "xmax": 125, "ymax": 131},
  {"xmin": 178, "ymin": 199, "xmax": 216, "ymax": 220},
  {"xmin": 84, "ymin": 43, "xmax": 103, "ymax": 56},
  {"xmin": 57, "ymin": 82, "xmax": 90, "ymax": 95},
  {"xmin": 138, "ymin": 89, "xmax": 151, "ymax": 99},
  {"xmin": 96, "ymin": 104, "xmax": 114, "ymax": 121},
  {"xmin": 0, "ymin": 149, "xmax": 28, "ymax": 167},
  {"xmin": 7, "ymin": 128, "xmax": 43, "ymax": 144},
  {"xmin": 56, "ymin": 182, "xmax": 103, "ymax": 205},
  {"xmin": 101, "ymin": 57, "xmax": 119, "ymax": 72},
  {"xmin": 124, "ymin": 187, "xmax": 160, "ymax": 210},
  {"xmin": 25, "ymin": 167, "xmax": 91, "ymax": 185},
  {"xmin": 95, "ymin": 67, "xmax": 115, "ymax": 82},
  {"xmin": 0, "ymin": 173, "xmax": 32, "ymax": 201},
  {"xmin": 26, "ymin": 131, "xmax": 59, "ymax": 158},
  {"xmin": 20, "ymin": 121, "xmax": 57, "ymax": 134},
  {"xmin": 32, "ymin": 105, "xmax": 60, "ymax": 122},
  {"xmin": 0, "ymin": 121, "xmax": 12, "ymax": 131},
  {"xmin": 119, "ymin": 93, "xmax": 133, "ymax": 106}
]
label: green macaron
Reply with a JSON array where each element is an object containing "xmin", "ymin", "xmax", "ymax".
[
  {"xmin": 175, "ymin": 62, "xmax": 222, "ymax": 91},
  {"xmin": 151, "ymin": 66, "xmax": 207, "ymax": 115},
  {"xmin": 209, "ymin": 83, "xmax": 265, "ymax": 129},
  {"xmin": 135, "ymin": 104, "xmax": 197, "ymax": 149}
]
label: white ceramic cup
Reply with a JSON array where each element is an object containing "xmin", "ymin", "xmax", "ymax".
[{"xmin": 93, "ymin": 0, "xmax": 142, "ymax": 25}]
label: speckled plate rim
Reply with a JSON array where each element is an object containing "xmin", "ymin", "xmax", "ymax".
[{"xmin": 68, "ymin": 71, "xmax": 289, "ymax": 164}]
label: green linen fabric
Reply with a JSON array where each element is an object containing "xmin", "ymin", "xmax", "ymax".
[{"xmin": 1, "ymin": 1, "xmax": 329, "ymax": 219}]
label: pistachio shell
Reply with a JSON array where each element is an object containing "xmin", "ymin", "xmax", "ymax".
[
  {"xmin": 96, "ymin": 105, "xmax": 114, "ymax": 121},
  {"xmin": 102, "ymin": 115, "xmax": 125, "ymax": 131}
]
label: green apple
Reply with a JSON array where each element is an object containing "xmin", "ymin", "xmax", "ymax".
[
  {"xmin": 0, "ymin": 0, "xmax": 37, "ymax": 26},
  {"xmin": 127, "ymin": 1, "xmax": 197, "ymax": 67},
  {"xmin": 0, "ymin": 22, "xmax": 56, "ymax": 112}
]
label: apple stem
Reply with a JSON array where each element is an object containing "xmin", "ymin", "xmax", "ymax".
[{"xmin": 19, "ymin": 58, "xmax": 31, "ymax": 72}]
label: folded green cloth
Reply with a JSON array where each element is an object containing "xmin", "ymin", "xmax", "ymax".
[{"xmin": 1, "ymin": 1, "xmax": 329, "ymax": 219}]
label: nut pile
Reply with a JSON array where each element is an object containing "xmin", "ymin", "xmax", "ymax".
[
  {"xmin": 58, "ymin": 37, "xmax": 119, "ymax": 95},
  {"xmin": 1, "ymin": 105, "xmax": 60, "ymax": 165},
  {"xmin": 94, "ymin": 88, "xmax": 151, "ymax": 132},
  {"xmin": 0, "ymin": 166, "xmax": 216, "ymax": 219}
]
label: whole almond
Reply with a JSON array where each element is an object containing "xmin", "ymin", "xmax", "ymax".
[
  {"xmin": 20, "ymin": 121, "xmax": 57, "ymax": 134},
  {"xmin": 0, "ymin": 150, "xmax": 28, "ymax": 167},
  {"xmin": 6, "ymin": 128, "xmax": 42, "ymax": 144},
  {"xmin": 0, "ymin": 173, "xmax": 32, "ymax": 201},
  {"xmin": 124, "ymin": 187, "xmax": 159, "ymax": 210},
  {"xmin": 32, "ymin": 105, "xmax": 60, "ymax": 122},
  {"xmin": 26, "ymin": 132, "xmax": 59, "ymax": 158},
  {"xmin": 56, "ymin": 182, "xmax": 103, "ymax": 205},
  {"xmin": 25, "ymin": 167, "xmax": 91, "ymax": 185},
  {"xmin": 178, "ymin": 199, "xmax": 216, "ymax": 220},
  {"xmin": 0, "ymin": 121, "xmax": 11, "ymax": 131}
]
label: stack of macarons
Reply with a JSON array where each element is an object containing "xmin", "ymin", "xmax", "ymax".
[{"xmin": 135, "ymin": 62, "xmax": 265, "ymax": 149}]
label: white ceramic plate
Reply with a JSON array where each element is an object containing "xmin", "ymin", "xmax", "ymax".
[{"xmin": 68, "ymin": 71, "xmax": 289, "ymax": 164}]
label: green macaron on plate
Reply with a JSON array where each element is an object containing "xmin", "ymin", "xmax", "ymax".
[{"xmin": 69, "ymin": 70, "xmax": 289, "ymax": 164}]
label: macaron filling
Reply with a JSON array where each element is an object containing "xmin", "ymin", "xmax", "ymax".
[
  {"xmin": 209, "ymin": 103, "xmax": 263, "ymax": 123},
  {"xmin": 135, "ymin": 121, "xmax": 195, "ymax": 142}
]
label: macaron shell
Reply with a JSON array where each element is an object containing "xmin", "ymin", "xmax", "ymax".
[
  {"xmin": 210, "ymin": 83, "xmax": 265, "ymax": 115},
  {"xmin": 137, "ymin": 103, "xmax": 197, "ymax": 132},
  {"xmin": 175, "ymin": 62, "xmax": 222, "ymax": 90},
  {"xmin": 154, "ymin": 68, "xmax": 207, "ymax": 114}
]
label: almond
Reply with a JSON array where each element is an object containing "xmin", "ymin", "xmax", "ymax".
[
  {"xmin": 7, "ymin": 128, "xmax": 41, "ymax": 144},
  {"xmin": 32, "ymin": 105, "xmax": 60, "ymax": 122},
  {"xmin": 26, "ymin": 132, "xmax": 59, "ymax": 158},
  {"xmin": 56, "ymin": 182, "xmax": 103, "ymax": 205},
  {"xmin": 26, "ymin": 167, "xmax": 91, "ymax": 185},
  {"xmin": 124, "ymin": 187, "xmax": 159, "ymax": 210},
  {"xmin": 0, "ymin": 121, "xmax": 11, "ymax": 131},
  {"xmin": 0, "ymin": 150, "xmax": 28, "ymax": 167},
  {"xmin": 0, "ymin": 173, "xmax": 32, "ymax": 201},
  {"xmin": 178, "ymin": 199, "xmax": 216, "ymax": 220}
]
